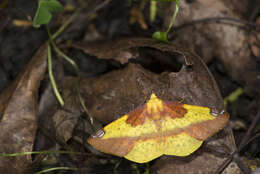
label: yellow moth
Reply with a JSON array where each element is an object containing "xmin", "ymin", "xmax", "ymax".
[{"xmin": 88, "ymin": 93, "xmax": 229, "ymax": 163}]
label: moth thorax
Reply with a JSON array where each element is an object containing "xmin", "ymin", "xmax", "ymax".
[{"xmin": 146, "ymin": 93, "xmax": 163, "ymax": 114}]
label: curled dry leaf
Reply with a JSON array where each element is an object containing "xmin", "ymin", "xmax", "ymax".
[
  {"xmin": 77, "ymin": 38, "xmax": 224, "ymax": 124},
  {"xmin": 0, "ymin": 43, "xmax": 47, "ymax": 174}
]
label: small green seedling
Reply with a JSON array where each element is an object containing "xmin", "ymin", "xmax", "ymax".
[
  {"xmin": 152, "ymin": 0, "xmax": 179, "ymax": 43},
  {"xmin": 33, "ymin": 0, "xmax": 63, "ymax": 28},
  {"xmin": 33, "ymin": 0, "xmax": 65, "ymax": 106}
]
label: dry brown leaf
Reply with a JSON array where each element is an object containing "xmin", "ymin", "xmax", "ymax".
[
  {"xmin": 168, "ymin": 0, "xmax": 254, "ymax": 82},
  {"xmin": 76, "ymin": 38, "xmax": 224, "ymax": 124},
  {"xmin": 0, "ymin": 43, "xmax": 47, "ymax": 174}
]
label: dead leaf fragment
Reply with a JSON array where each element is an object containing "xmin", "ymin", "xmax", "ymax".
[{"xmin": 130, "ymin": 7, "xmax": 148, "ymax": 30}]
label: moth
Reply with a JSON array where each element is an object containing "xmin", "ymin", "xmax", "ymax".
[{"xmin": 88, "ymin": 93, "xmax": 229, "ymax": 163}]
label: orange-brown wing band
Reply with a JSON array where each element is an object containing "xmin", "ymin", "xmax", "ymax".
[{"xmin": 184, "ymin": 111, "xmax": 229, "ymax": 140}]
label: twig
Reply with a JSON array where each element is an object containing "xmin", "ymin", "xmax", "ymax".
[
  {"xmin": 238, "ymin": 110, "xmax": 260, "ymax": 151},
  {"xmin": 168, "ymin": 16, "xmax": 260, "ymax": 39}
]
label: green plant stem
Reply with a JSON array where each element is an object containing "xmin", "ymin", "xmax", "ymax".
[
  {"xmin": 47, "ymin": 26, "xmax": 94, "ymax": 126},
  {"xmin": 47, "ymin": 43, "xmax": 64, "ymax": 106},
  {"xmin": 45, "ymin": 7, "xmax": 83, "ymax": 107},
  {"xmin": 50, "ymin": 40, "xmax": 79, "ymax": 74},
  {"xmin": 0, "ymin": 150, "xmax": 83, "ymax": 157},
  {"xmin": 166, "ymin": 0, "xmax": 179, "ymax": 34},
  {"xmin": 144, "ymin": 163, "xmax": 150, "ymax": 174},
  {"xmin": 150, "ymin": 1, "xmax": 157, "ymax": 22},
  {"xmin": 47, "ymin": 5, "xmax": 97, "ymax": 125},
  {"xmin": 35, "ymin": 167, "xmax": 77, "ymax": 174},
  {"xmin": 52, "ymin": 7, "xmax": 83, "ymax": 40},
  {"xmin": 51, "ymin": 40, "xmax": 94, "ymax": 124}
]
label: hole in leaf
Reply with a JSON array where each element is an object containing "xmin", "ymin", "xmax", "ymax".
[
  {"xmin": 185, "ymin": 0, "xmax": 196, "ymax": 3},
  {"xmin": 130, "ymin": 47, "xmax": 184, "ymax": 73}
]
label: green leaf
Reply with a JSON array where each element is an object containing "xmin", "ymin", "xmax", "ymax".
[
  {"xmin": 152, "ymin": 31, "xmax": 169, "ymax": 43},
  {"xmin": 33, "ymin": 0, "xmax": 63, "ymax": 28}
]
